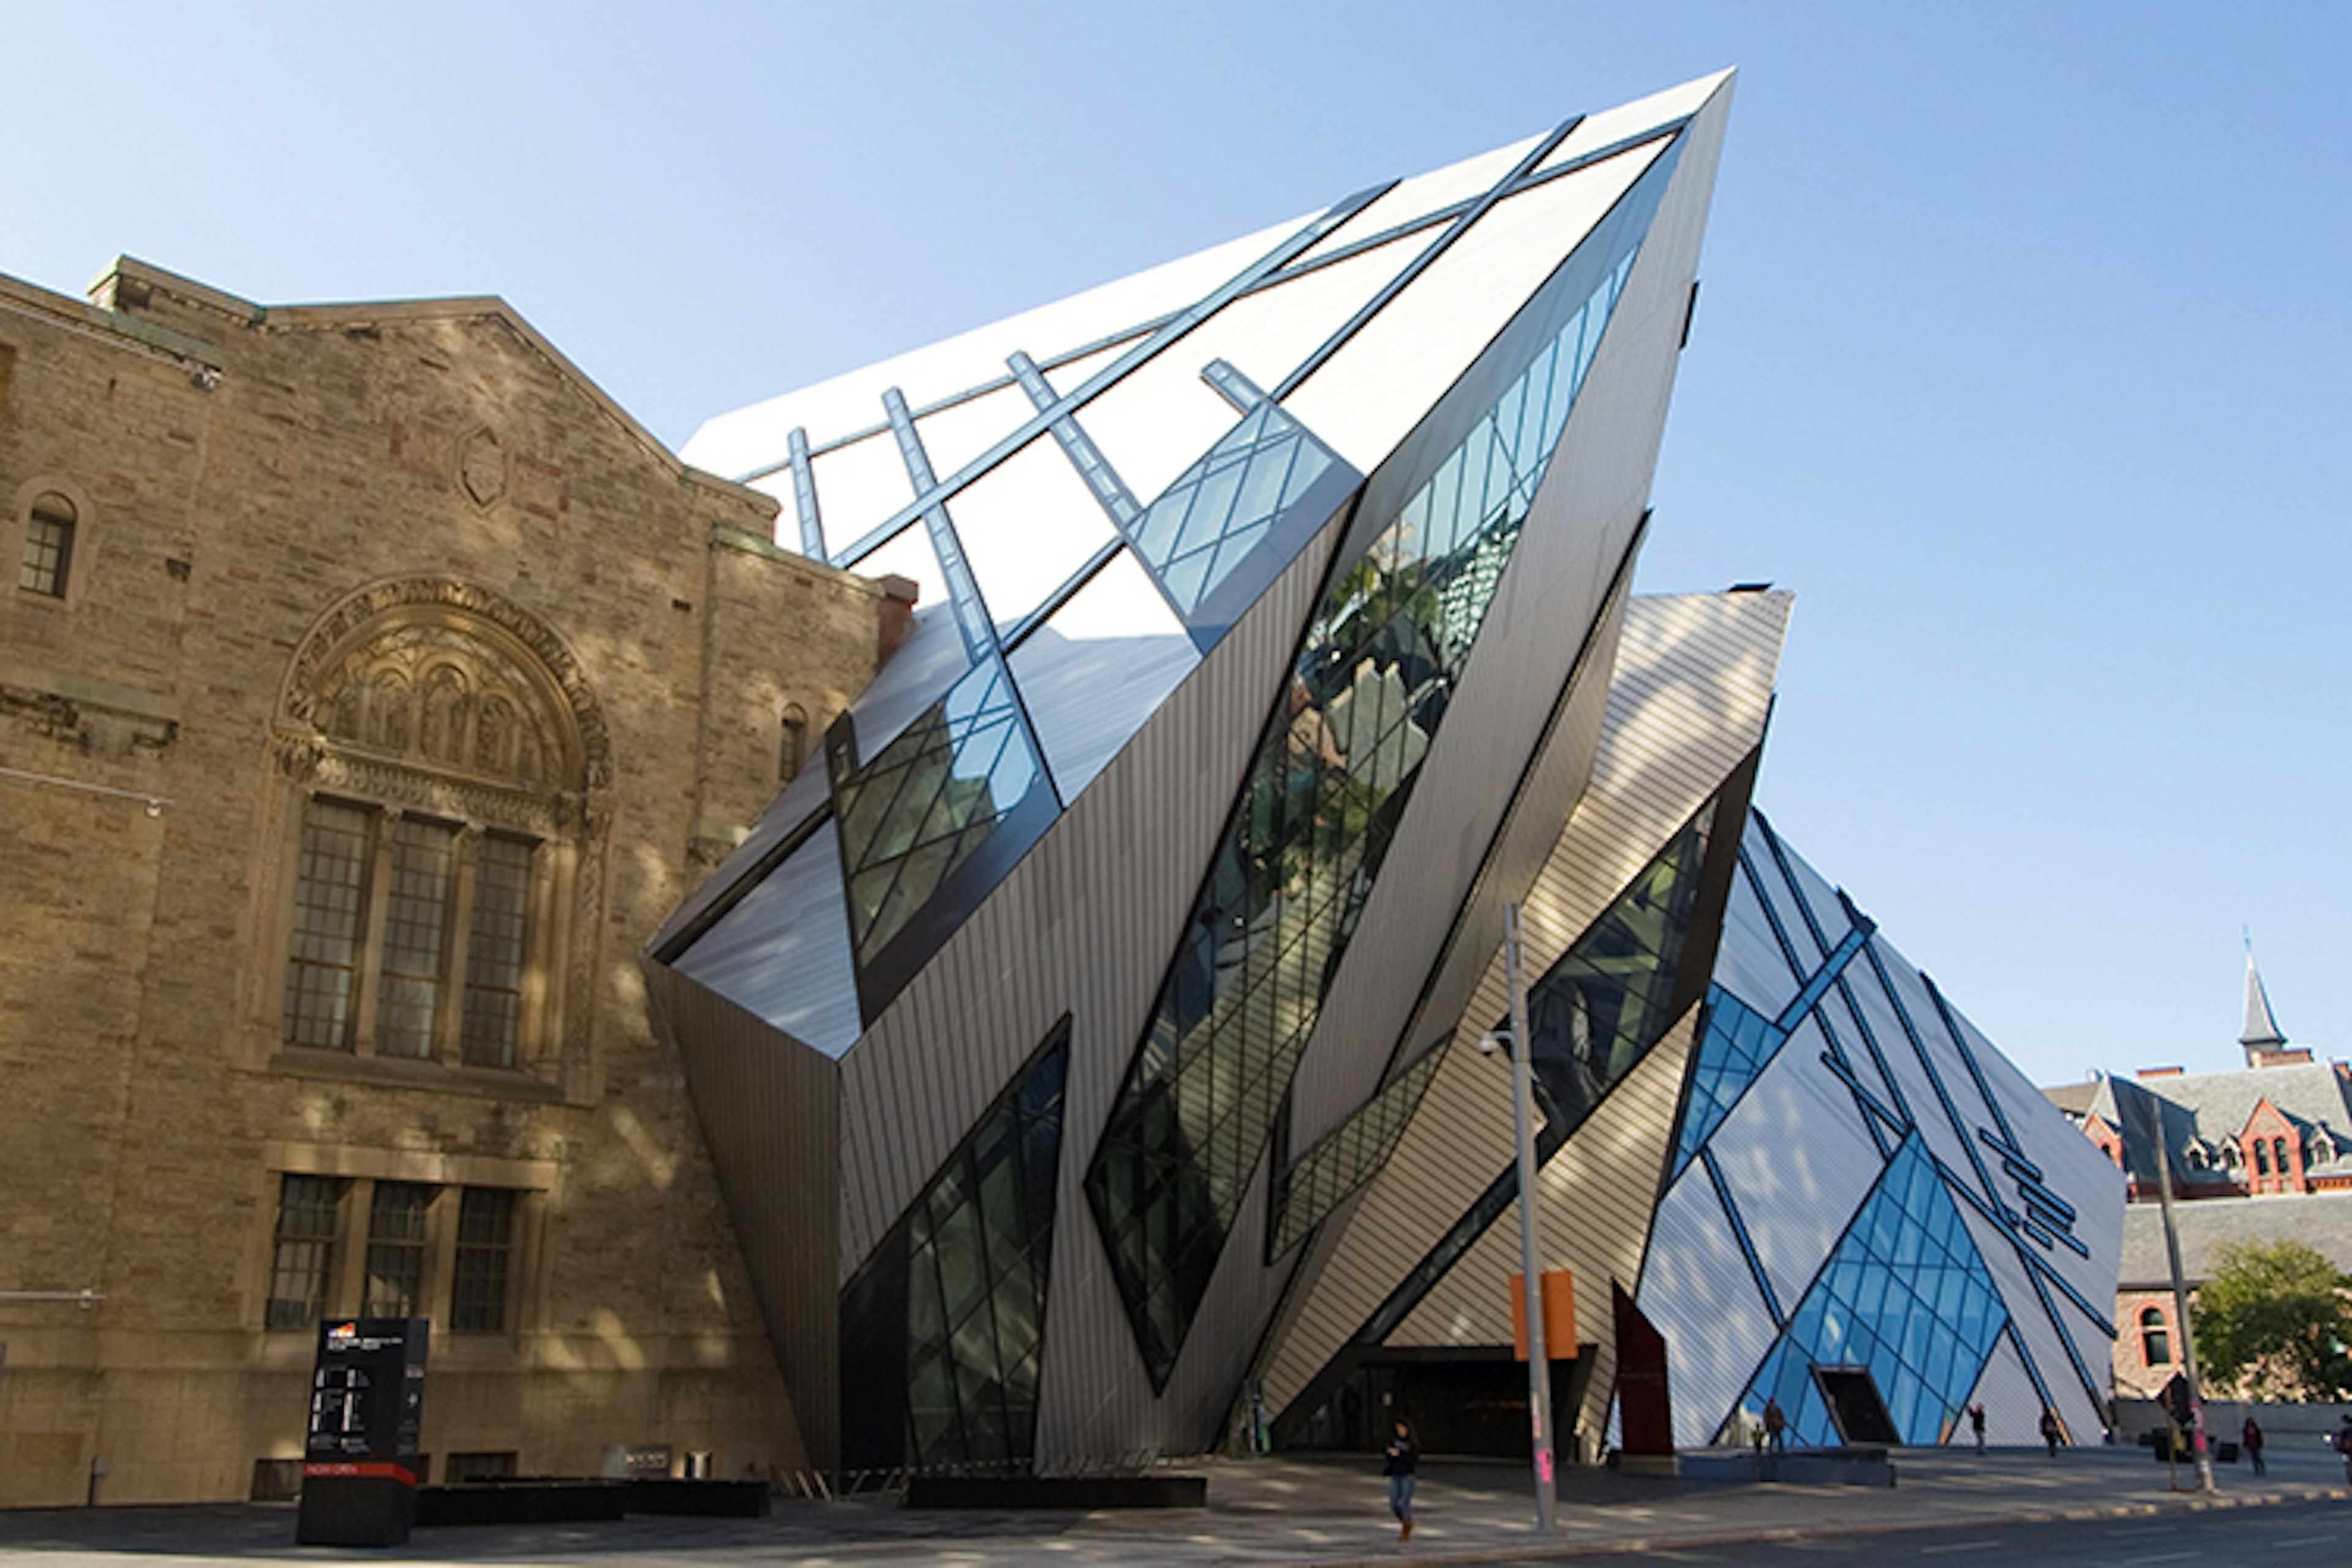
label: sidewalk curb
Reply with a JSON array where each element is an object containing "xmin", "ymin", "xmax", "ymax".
[{"xmin": 1291, "ymin": 1483, "xmax": 2350, "ymax": 1567}]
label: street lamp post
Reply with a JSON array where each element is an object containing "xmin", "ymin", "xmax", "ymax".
[{"xmin": 1503, "ymin": 902, "xmax": 1558, "ymax": 1532}]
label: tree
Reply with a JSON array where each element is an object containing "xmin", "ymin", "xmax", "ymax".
[{"xmin": 2190, "ymin": 1238, "xmax": 2352, "ymax": 1401}]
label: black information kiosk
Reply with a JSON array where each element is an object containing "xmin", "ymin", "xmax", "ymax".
[{"xmin": 296, "ymin": 1317, "xmax": 429, "ymax": 1546}]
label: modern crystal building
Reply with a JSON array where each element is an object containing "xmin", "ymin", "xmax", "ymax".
[{"xmin": 644, "ymin": 69, "xmax": 2122, "ymax": 1475}]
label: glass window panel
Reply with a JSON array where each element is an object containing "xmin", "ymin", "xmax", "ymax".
[
  {"xmin": 1085, "ymin": 141, "xmax": 1687, "ymax": 1384},
  {"xmin": 375, "ymin": 818, "xmax": 457, "ymax": 1057},
  {"xmin": 461, "ymin": 835, "xmax": 532, "ymax": 1068},
  {"xmin": 266, "ymin": 1174, "xmax": 345, "ymax": 1329},
  {"xmin": 20, "ymin": 492, "xmax": 75, "ymax": 597},
  {"xmin": 450, "ymin": 1187, "xmax": 516, "ymax": 1333},
  {"xmin": 284, "ymin": 800, "xmax": 373, "ymax": 1049},
  {"xmin": 363, "ymin": 1181, "xmax": 434, "ymax": 1318}
]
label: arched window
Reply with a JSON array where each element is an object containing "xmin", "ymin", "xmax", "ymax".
[
  {"xmin": 2186, "ymin": 1145, "xmax": 2208, "ymax": 1170},
  {"xmin": 2254, "ymin": 1139, "xmax": 2272, "ymax": 1176},
  {"xmin": 274, "ymin": 581, "xmax": 609, "ymax": 1077},
  {"xmin": 19, "ymin": 490, "xmax": 75, "ymax": 597},
  {"xmin": 780, "ymin": 703, "xmax": 810, "ymax": 783},
  {"xmin": 2139, "ymin": 1306, "xmax": 2172, "ymax": 1366},
  {"xmin": 2274, "ymin": 1137, "xmax": 2291, "ymax": 1180}
]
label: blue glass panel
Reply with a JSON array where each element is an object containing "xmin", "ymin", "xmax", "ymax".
[{"xmin": 1729, "ymin": 1135, "xmax": 2008, "ymax": 1447}]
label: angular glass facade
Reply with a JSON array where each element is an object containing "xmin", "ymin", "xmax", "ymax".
[
  {"xmin": 1085, "ymin": 153, "xmax": 1676, "ymax": 1386},
  {"xmin": 840, "ymin": 1022, "xmax": 1070, "ymax": 1472},
  {"xmin": 1268, "ymin": 1042, "xmax": 1448, "ymax": 1261},
  {"xmin": 833, "ymin": 654, "xmax": 1051, "ymax": 982},
  {"xmin": 1734, "ymin": 1134, "xmax": 2008, "ymax": 1447}
]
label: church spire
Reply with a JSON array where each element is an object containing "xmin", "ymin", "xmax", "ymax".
[{"xmin": 2241, "ymin": 945, "xmax": 2286, "ymax": 1060}]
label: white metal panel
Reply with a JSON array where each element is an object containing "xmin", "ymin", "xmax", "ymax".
[
  {"xmin": 914, "ymin": 380, "xmax": 1038, "ymax": 480},
  {"xmin": 1960, "ymin": 1329, "xmax": 2049, "ymax": 1447},
  {"xmin": 1283, "ymin": 137, "xmax": 1666, "ymax": 474},
  {"xmin": 1043, "ymin": 339, "xmax": 1135, "ymax": 398},
  {"xmin": 1703, "ymin": 1039, "xmax": 1885, "ymax": 1313},
  {"xmin": 1292, "ymin": 134, "xmax": 1545, "ymax": 265},
  {"xmin": 806, "ymin": 428, "xmax": 918, "ymax": 554},
  {"xmin": 684, "ymin": 216, "xmax": 1304, "ymax": 470},
  {"xmin": 1765, "ymin": 824, "xmax": 1855, "ymax": 959},
  {"xmin": 1008, "ymin": 550, "xmax": 1200, "ymax": 799},
  {"xmin": 1167, "ymin": 230, "xmax": 1428, "ymax": 401},
  {"xmin": 1952, "ymin": 1187, "xmax": 2109, "ymax": 1447},
  {"xmin": 1713, "ymin": 862, "xmax": 1802, "ymax": 1017},
  {"xmin": 1535, "ymin": 70, "xmax": 1732, "ymax": 176},
  {"xmin": 670, "ymin": 820, "xmax": 862, "ymax": 1056},
  {"xmin": 1076, "ymin": 343, "xmax": 1248, "ymax": 511},
  {"xmin": 1841, "ymin": 941, "xmax": 1979, "ymax": 1185},
  {"xmin": 946, "ymin": 434, "xmax": 1119, "ymax": 631},
  {"xmin": 1638, "ymin": 1162, "xmax": 1782, "ymax": 1449}
]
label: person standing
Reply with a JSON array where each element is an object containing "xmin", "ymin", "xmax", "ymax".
[
  {"xmin": 2038, "ymin": 1408, "xmax": 2061, "ymax": 1458},
  {"xmin": 2334, "ymin": 1413, "xmax": 2352, "ymax": 1485},
  {"xmin": 1969, "ymin": 1404, "xmax": 1986, "ymax": 1454},
  {"xmin": 1762, "ymin": 1397, "xmax": 1787, "ymax": 1453},
  {"xmin": 1383, "ymin": 1418, "xmax": 1419, "ymax": 1542},
  {"xmin": 2241, "ymin": 1415, "xmax": 2264, "ymax": 1477}
]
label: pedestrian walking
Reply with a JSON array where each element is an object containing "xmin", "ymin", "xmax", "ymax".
[
  {"xmin": 2334, "ymin": 1413, "xmax": 2352, "ymax": 1485},
  {"xmin": 1763, "ymin": 1396, "xmax": 1787, "ymax": 1453},
  {"xmin": 2039, "ymin": 1408, "xmax": 2061, "ymax": 1458},
  {"xmin": 2241, "ymin": 1415, "xmax": 2264, "ymax": 1477},
  {"xmin": 1968, "ymin": 1403, "xmax": 1986, "ymax": 1453},
  {"xmin": 1383, "ymin": 1417, "xmax": 1419, "ymax": 1542}
]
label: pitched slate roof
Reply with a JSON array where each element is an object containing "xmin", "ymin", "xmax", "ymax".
[
  {"xmin": 2119, "ymin": 1188, "xmax": 2352, "ymax": 1286},
  {"xmin": 2242, "ymin": 954, "xmax": 2288, "ymax": 1049},
  {"xmin": 2065, "ymin": 1061, "xmax": 2352, "ymax": 1186}
]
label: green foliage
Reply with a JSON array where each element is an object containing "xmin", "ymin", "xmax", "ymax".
[{"xmin": 2190, "ymin": 1238, "xmax": 2352, "ymax": 1400}]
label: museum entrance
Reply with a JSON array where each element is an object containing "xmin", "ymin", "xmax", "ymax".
[
  {"xmin": 1812, "ymin": 1366, "xmax": 1899, "ymax": 1445},
  {"xmin": 1277, "ymin": 1347, "xmax": 1597, "ymax": 1459}
]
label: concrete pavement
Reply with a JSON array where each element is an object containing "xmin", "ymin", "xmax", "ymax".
[{"xmin": 0, "ymin": 1444, "xmax": 2343, "ymax": 1566}]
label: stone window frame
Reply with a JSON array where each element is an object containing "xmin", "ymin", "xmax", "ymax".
[
  {"xmin": 9, "ymin": 475, "xmax": 97, "ymax": 611},
  {"xmin": 251, "ymin": 1144, "xmax": 553, "ymax": 1349},
  {"xmin": 252, "ymin": 578, "xmax": 612, "ymax": 1102}
]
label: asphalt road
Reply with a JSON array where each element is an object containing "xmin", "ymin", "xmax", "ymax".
[{"xmin": 1479, "ymin": 1495, "xmax": 2352, "ymax": 1565}]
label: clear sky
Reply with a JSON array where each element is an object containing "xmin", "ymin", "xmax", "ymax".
[{"xmin": 7, "ymin": 1, "xmax": 2345, "ymax": 1088}]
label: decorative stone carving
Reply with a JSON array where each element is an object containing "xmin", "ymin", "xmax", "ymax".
[
  {"xmin": 459, "ymin": 426, "xmax": 506, "ymax": 509},
  {"xmin": 281, "ymin": 578, "xmax": 611, "ymax": 790}
]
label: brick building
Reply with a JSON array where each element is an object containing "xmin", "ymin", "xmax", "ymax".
[
  {"xmin": 2046, "ymin": 958, "xmax": 2352, "ymax": 1399},
  {"xmin": 0, "ymin": 258, "xmax": 908, "ymax": 1506}
]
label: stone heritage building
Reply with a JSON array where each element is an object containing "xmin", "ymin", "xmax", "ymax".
[
  {"xmin": 2046, "ymin": 963, "xmax": 2352, "ymax": 1399},
  {"xmin": 0, "ymin": 257, "xmax": 908, "ymax": 1506}
]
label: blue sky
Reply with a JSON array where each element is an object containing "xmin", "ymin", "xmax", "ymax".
[{"xmin": 7, "ymin": 2, "xmax": 2346, "ymax": 1087}]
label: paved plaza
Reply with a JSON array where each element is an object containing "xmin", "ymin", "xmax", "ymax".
[{"xmin": 0, "ymin": 1444, "xmax": 2343, "ymax": 1567}]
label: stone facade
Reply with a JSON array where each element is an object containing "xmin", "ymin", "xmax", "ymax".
[{"xmin": 0, "ymin": 258, "xmax": 908, "ymax": 1507}]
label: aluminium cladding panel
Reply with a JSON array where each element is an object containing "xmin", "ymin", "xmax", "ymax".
[
  {"xmin": 641, "ymin": 960, "xmax": 840, "ymax": 1469},
  {"xmin": 1442, "ymin": 591, "xmax": 1789, "ymax": 1092},
  {"xmin": 1276, "ymin": 89, "xmax": 1729, "ymax": 1160},
  {"xmin": 1637, "ymin": 1156, "xmax": 1784, "ymax": 1448},
  {"xmin": 1256, "ymin": 579, "xmax": 1636, "ymax": 1420},
  {"xmin": 829, "ymin": 507, "xmax": 1348, "ymax": 1463},
  {"xmin": 1283, "ymin": 565, "xmax": 1634, "ymax": 1149},
  {"xmin": 1698, "ymin": 1022, "xmax": 1885, "ymax": 1312},
  {"xmin": 1961, "ymin": 1328, "xmax": 2051, "ymax": 1446},
  {"xmin": 1262, "ymin": 107, "xmax": 1736, "ymax": 1417},
  {"xmin": 1387, "ymin": 1009, "xmax": 1700, "ymax": 1447}
]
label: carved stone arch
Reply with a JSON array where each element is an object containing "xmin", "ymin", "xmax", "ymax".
[
  {"xmin": 254, "ymin": 575, "xmax": 613, "ymax": 1095},
  {"xmin": 279, "ymin": 575, "xmax": 612, "ymax": 792}
]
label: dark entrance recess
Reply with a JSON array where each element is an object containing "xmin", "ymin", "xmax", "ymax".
[
  {"xmin": 1812, "ymin": 1366, "xmax": 1899, "ymax": 1445},
  {"xmin": 1276, "ymin": 1348, "xmax": 1595, "ymax": 1460}
]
